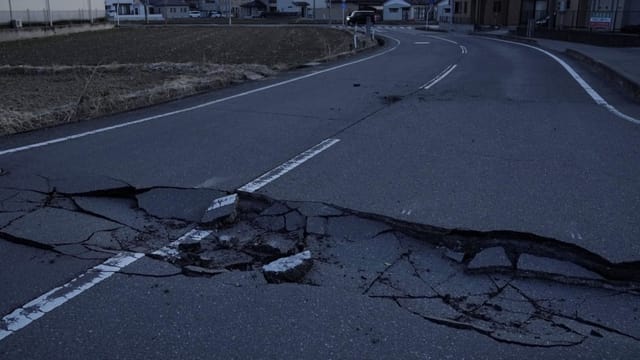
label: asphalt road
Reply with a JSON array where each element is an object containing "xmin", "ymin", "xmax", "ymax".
[{"xmin": 1, "ymin": 27, "xmax": 639, "ymax": 358}]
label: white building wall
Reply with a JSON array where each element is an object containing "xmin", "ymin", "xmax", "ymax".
[{"xmin": 1, "ymin": 0, "xmax": 106, "ymax": 24}]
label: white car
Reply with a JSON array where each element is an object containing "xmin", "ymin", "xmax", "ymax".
[{"xmin": 188, "ymin": 11, "xmax": 201, "ymax": 18}]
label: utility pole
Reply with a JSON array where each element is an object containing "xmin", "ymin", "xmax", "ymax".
[
  {"xmin": 8, "ymin": 0, "xmax": 13, "ymax": 23},
  {"xmin": 145, "ymin": 0, "xmax": 149, "ymax": 24},
  {"xmin": 88, "ymin": 0, "xmax": 93, "ymax": 24},
  {"xmin": 46, "ymin": 0, "xmax": 53, "ymax": 27}
]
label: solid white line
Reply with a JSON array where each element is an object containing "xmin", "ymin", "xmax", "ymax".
[
  {"xmin": 238, "ymin": 138, "xmax": 341, "ymax": 193},
  {"xmin": 427, "ymin": 35, "xmax": 458, "ymax": 45},
  {"xmin": 0, "ymin": 37, "xmax": 401, "ymax": 157},
  {"xmin": 0, "ymin": 228, "xmax": 212, "ymax": 342},
  {"xmin": 421, "ymin": 64, "xmax": 458, "ymax": 90},
  {"xmin": 460, "ymin": 45, "xmax": 468, "ymax": 54},
  {"xmin": 0, "ymin": 252, "xmax": 144, "ymax": 341},
  {"xmin": 484, "ymin": 37, "xmax": 640, "ymax": 125}
]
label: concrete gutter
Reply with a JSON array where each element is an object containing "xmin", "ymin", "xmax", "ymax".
[
  {"xmin": 564, "ymin": 49, "xmax": 640, "ymax": 103},
  {"xmin": 471, "ymin": 32, "xmax": 640, "ymax": 103}
]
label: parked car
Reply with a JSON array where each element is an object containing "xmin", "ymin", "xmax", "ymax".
[
  {"xmin": 209, "ymin": 11, "xmax": 222, "ymax": 18},
  {"xmin": 346, "ymin": 10, "xmax": 375, "ymax": 26},
  {"xmin": 189, "ymin": 11, "xmax": 202, "ymax": 18}
]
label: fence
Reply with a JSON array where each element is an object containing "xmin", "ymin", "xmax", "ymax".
[
  {"xmin": 0, "ymin": 9, "xmax": 105, "ymax": 27},
  {"xmin": 520, "ymin": 10, "xmax": 640, "ymax": 33}
]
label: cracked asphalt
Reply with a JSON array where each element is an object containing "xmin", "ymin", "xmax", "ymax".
[{"xmin": 1, "ymin": 27, "xmax": 640, "ymax": 358}]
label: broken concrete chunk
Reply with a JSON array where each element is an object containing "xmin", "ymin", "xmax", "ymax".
[
  {"xmin": 218, "ymin": 234, "xmax": 239, "ymax": 249},
  {"xmin": 285, "ymin": 211, "xmax": 306, "ymax": 232},
  {"xmin": 253, "ymin": 233, "xmax": 298, "ymax": 256},
  {"xmin": 297, "ymin": 202, "xmax": 343, "ymax": 217},
  {"xmin": 263, "ymin": 250, "xmax": 313, "ymax": 283},
  {"xmin": 306, "ymin": 217, "xmax": 327, "ymax": 236},
  {"xmin": 254, "ymin": 216, "xmax": 286, "ymax": 232},
  {"xmin": 444, "ymin": 249, "xmax": 465, "ymax": 263},
  {"xmin": 517, "ymin": 254, "xmax": 602, "ymax": 280},
  {"xmin": 260, "ymin": 202, "xmax": 290, "ymax": 216},
  {"xmin": 467, "ymin": 247, "xmax": 512, "ymax": 269},
  {"xmin": 183, "ymin": 265, "xmax": 228, "ymax": 277},
  {"xmin": 201, "ymin": 194, "xmax": 238, "ymax": 224},
  {"xmin": 194, "ymin": 249, "xmax": 254, "ymax": 269},
  {"xmin": 178, "ymin": 239, "xmax": 202, "ymax": 253}
]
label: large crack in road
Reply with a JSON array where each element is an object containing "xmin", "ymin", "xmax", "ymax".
[{"xmin": 1, "ymin": 176, "xmax": 639, "ymax": 348}]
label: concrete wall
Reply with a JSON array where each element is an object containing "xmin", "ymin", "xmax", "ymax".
[
  {"xmin": 0, "ymin": 0, "xmax": 105, "ymax": 24},
  {"xmin": 0, "ymin": 22, "xmax": 113, "ymax": 42}
]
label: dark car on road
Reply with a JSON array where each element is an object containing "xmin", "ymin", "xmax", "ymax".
[{"xmin": 346, "ymin": 10, "xmax": 375, "ymax": 26}]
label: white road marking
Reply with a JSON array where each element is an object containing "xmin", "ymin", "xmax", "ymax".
[
  {"xmin": 0, "ymin": 228, "xmax": 212, "ymax": 342},
  {"xmin": 0, "ymin": 37, "xmax": 401, "ymax": 157},
  {"xmin": 0, "ymin": 252, "xmax": 144, "ymax": 341},
  {"xmin": 421, "ymin": 64, "xmax": 458, "ymax": 90},
  {"xmin": 238, "ymin": 138, "xmax": 340, "ymax": 193},
  {"xmin": 414, "ymin": 41, "xmax": 431, "ymax": 45},
  {"xmin": 484, "ymin": 37, "xmax": 640, "ymax": 125},
  {"xmin": 427, "ymin": 35, "xmax": 458, "ymax": 45},
  {"xmin": 206, "ymin": 194, "xmax": 237, "ymax": 212},
  {"xmin": 460, "ymin": 45, "xmax": 468, "ymax": 54},
  {"xmin": 151, "ymin": 228, "xmax": 212, "ymax": 259}
]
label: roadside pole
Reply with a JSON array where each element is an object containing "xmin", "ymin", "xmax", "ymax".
[
  {"xmin": 46, "ymin": 0, "xmax": 53, "ymax": 27},
  {"xmin": 88, "ymin": 0, "xmax": 93, "ymax": 24},
  {"xmin": 341, "ymin": 0, "xmax": 345, "ymax": 26},
  {"xmin": 8, "ymin": 0, "xmax": 13, "ymax": 24},
  {"xmin": 227, "ymin": 0, "xmax": 232, "ymax": 26}
]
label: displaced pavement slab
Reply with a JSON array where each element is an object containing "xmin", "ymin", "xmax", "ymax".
[
  {"xmin": 1, "ymin": 207, "xmax": 121, "ymax": 248},
  {"xmin": 518, "ymin": 254, "xmax": 603, "ymax": 280},
  {"xmin": 467, "ymin": 247, "xmax": 513, "ymax": 269},
  {"xmin": 49, "ymin": 176, "xmax": 133, "ymax": 195},
  {"xmin": 137, "ymin": 188, "xmax": 227, "ymax": 222}
]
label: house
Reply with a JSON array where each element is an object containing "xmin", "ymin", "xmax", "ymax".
[
  {"xmin": 148, "ymin": 0, "xmax": 190, "ymax": 18},
  {"xmin": 383, "ymin": 0, "xmax": 412, "ymax": 20},
  {"xmin": 0, "ymin": 0, "xmax": 105, "ymax": 26},
  {"xmin": 105, "ymin": 1, "xmax": 165, "ymax": 21},
  {"xmin": 240, "ymin": 0, "xmax": 267, "ymax": 17}
]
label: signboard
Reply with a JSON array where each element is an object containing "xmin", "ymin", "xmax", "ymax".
[{"xmin": 589, "ymin": 12, "xmax": 612, "ymax": 31}]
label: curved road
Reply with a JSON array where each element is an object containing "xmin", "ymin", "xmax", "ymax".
[{"xmin": 1, "ymin": 27, "xmax": 639, "ymax": 358}]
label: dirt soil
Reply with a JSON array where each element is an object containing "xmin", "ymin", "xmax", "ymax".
[{"xmin": 0, "ymin": 26, "xmax": 358, "ymax": 136}]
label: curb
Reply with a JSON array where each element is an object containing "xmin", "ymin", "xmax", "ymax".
[
  {"xmin": 564, "ymin": 49, "xmax": 640, "ymax": 103},
  {"xmin": 471, "ymin": 32, "xmax": 539, "ymax": 45}
]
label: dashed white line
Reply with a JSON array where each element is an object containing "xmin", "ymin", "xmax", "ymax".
[
  {"xmin": 0, "ymin": 227, "xmax": 213, "ymax": 342},
  {"xmin": 414, "ymin": 41, "xmax": 431, "ymax": 45},
  {"xmin": 421, "ymin": 64, "xmax": 458, "ymax": 90},
  {"xmin": 460, "ymin": 45, "xmax": 468, "ymax": 54},
  {"xmin": 484, "ymin": 37, "xmax": 640, "ymax": 125},
  {"xmin": 427, "ymin": 35, "xmax": 458, "ymax": 45},
  {"xmin": 238, "ymin": 138, "xmax": 341, "ymax": 193},
  {"xmin": 0, "ymin": 252, "xmax": 144, "ymax": 341}
]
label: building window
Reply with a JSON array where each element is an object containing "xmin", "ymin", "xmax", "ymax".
[
  {"xmin": 464, "ymin": 1, "xmax": 468, "ymax": 14},
  {"xmin": 390, "ymin": 8, "xmax": 398, "ymax": 13},
  {"xmin": 493, "ymin": 1, "xmax": 501, "ymax": 13},
  {"xmin": 454, "ymin": 2, "xmax": 460, "ymax": 14}
]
